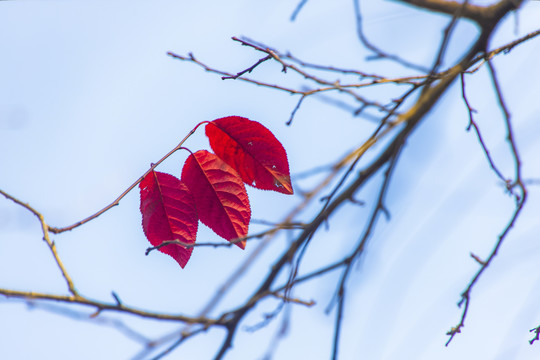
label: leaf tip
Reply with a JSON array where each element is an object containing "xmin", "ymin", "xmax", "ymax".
[
  {"xmin": 236, "ymin": 239, "xmax": 246, "ymax": 250},
  {"xmin": 273, "ymin": 175, "xmax": 294, "ymax": 195}
]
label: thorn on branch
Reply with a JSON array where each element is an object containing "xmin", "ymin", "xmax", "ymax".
[
  {"xmin": 457, "ymin": 290, "xmax": 469, "ymax": 308},
  {"xmin": 322, "ymin": 217, "xmax": 330, "ymax": 230},
  {"xmin": 354, "ymin": 104, "xmax": 368, "ymax": 116},
  {"xmin": 111, "ymin": 291, "xmax": 123, "ymax": 307},
  {"xmin": 380, "ymin": 205, "xmax": 391, "ymax": 221},
  {"xmin": 446, "ymin": 317, "xmax": 465, "ymax": 346},
  {"xmin": 278, "ymin": 60, "xmax": 288, "ymax": 73},
  {"xmin": 348, "ymin": 197, "xmax": 365, "ymax": 206},
  {"xmin": 470, "ymin": 252, "xmax": 486, "ymax": 265},
  {"xmin": 89, "ymin": 308, "xmax": 102, "ymax": 318},
  {"xmin": 446, "ymin": 325, "xmax": 462, "ymax": 336},
  {"xmin": 529, "ymin": 326, "xmax": 540, "ymax": 345}
]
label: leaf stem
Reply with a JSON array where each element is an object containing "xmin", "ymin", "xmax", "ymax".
[{"xmin": 49, "ymin": 121, "xmax": 208, "ymax": 234}]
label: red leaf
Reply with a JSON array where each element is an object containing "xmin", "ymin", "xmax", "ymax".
[
  {"xmin": 139, "ymin": 170, "xmax": 198, "ymax": 268},
  {"xmin": 181, "ymin": 150, "xmax": 251, "ymax": 249},
  {"xmin": 205, "ymin": 116, "xmax": 293, "ymax": 195}
]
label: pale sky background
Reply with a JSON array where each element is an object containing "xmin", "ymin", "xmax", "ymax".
[{"xmin": 1, "ymin": 1, "xmax": 540, "ymax": 359}]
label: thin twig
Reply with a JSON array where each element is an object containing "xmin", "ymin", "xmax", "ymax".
[
  {"xmin": 486, "ymin": 58, "xmax": 522, "ymax": 191},
  {"xmin": 422, "ymin": 0, "xmax": 469, "ymax": 95},
  {"xmin": 49, "ymin": 121, "xmax": 207, "ymax": 234},
  {"xmin": 329, "ymin": 147, "xmax": 403, "ymax": 359},
  {"xmin": 210, "ymin": 19, "xmax": 499, "ymax": 357},
  {"xmin": 0, "ymin": 190, "xmax": 77, "ymax": 295},
  {"xmin": 446, "ymin": 51, "xmax": 528, "ymax": 346},
  {"xmin": 271, "ymin": 292, "xmax": 315, "ymax": 307},
  {"xmin": 0, "ymin": 288, "xmax": 221, "ymax": 325},
  {"xmin": 460, "ymin": 73, "xmax": 509, "ymax": 185},
  {"xmin": 353, "ymin": 0, "xmax": 430, "ymax": 72},
  {"xmin": 145, "ymin": 226, "xmax": 300, "ymax": 255},
  {"xmin": 222, "ymin": 55, "xmax": 272, "ymax": 80},
  {"xmin": 290, "ymin": 0, "xmax": 309, "ymax": 21}
]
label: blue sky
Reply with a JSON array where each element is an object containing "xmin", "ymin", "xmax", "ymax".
[{"xmin": 1, "ymin": 1, "xmax": 540, "ymax": 359}]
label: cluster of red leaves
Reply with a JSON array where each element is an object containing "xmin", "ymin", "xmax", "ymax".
[{"xmin": 139, "ymin": 116, "xmax": 293, "ymax": 268}]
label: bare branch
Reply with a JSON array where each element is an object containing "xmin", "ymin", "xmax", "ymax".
[
  {"xmin": 446, "ymin": 50, "xmax": 528, "ymax": 346},
  {"xmin": 461, "ymin": 73, "xmax": 509, "ymax": 185},
  {"xmin": 353, "ymin": 0, "xmax": 430, "ymax": 72},
  {"xmin": 0, "ymin": 288, "xmax": 220, "ymax": 325},
  {"xmin": 0, "ymin": 190, "xmax": 77, "ymax": 295},
  {"xmin": 329, "ymin": 147, "xmax": 403, "ymax": 359},
  {"xmin": 145, "ymin": 225, "xmax": 301, "ymax": 255},
  {"xmin": 487, "ymin": 58, "xmax": 523, "ymax": 191}
]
